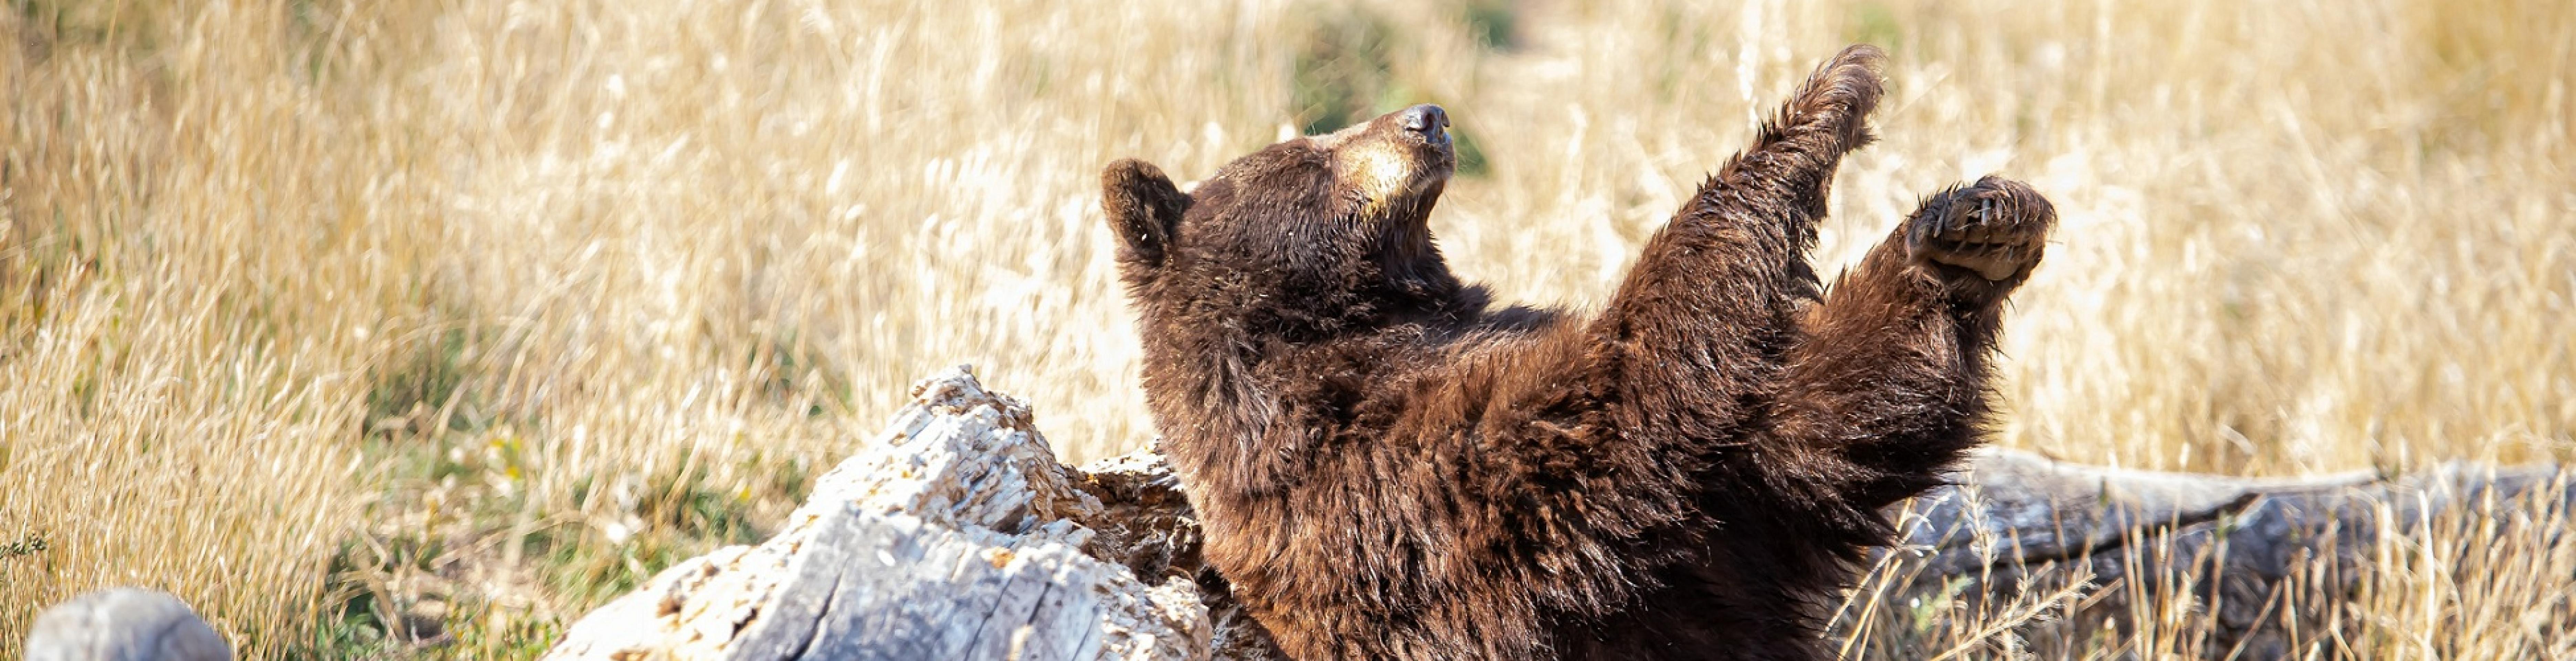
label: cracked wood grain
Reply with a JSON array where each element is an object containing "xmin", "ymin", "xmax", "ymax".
[{"xmin": 539, "ymin": 366, "xmax": 1210, "ymax": 661}]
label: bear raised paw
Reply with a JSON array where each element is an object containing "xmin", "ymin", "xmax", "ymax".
[
  {"xmin": 1101, "ymin": 44, "xmax": 2055, "ymax": 661},
  {"xmin": 1907, "ymin": 175, "xmax": 2057, "ymax": 293}
]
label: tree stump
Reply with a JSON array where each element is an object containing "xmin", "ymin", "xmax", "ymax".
[{"xmin": 540, "ymin": 366, "xmax": 1214, "ymax": 661}]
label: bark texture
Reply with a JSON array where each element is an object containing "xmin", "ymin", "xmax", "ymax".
[
  {"xmin": 1886, "ymin": 449, "xmax": 2571, "ymax": 658},
  {"xmin": 539, "ymin": 366, "xmax": 1211, "ymax": 661}
]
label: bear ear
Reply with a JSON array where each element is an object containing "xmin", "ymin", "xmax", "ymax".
[{"xmin": 1102, "ymin": 158, "xmax": 1189, "ymax": 267}]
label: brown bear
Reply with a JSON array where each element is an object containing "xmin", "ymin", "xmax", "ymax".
[{"xmin": 1101, "ymin": 44, "xmax": 2055, "ymax": 661}]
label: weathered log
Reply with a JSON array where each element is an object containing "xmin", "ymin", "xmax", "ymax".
[
  {"xmin": 1882, "ymin": 450, "xmax": 2572, "ymax": 658},
  {"xmin": 541, "ymin": 366, "xmax": 1212, "ymax": 661},
  {"xmin": 540, "ymin": 368, "xmax": 2568, "ymax": 660}
]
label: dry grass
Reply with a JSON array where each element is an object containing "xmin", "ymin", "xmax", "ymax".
[{"xmin": 1, "ymin": 0, "xmax": 2568, "ymax": 658}]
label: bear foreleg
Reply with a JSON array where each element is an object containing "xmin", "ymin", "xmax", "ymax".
[
  {"xmin": 1763, "ymin": 176, "xmax": 2057, "ymax": 514},
  {"xmin": 1584, "ymin": 44, "xmax": 1888, "ymax": 436}
]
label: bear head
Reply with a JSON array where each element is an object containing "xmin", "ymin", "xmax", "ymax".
[{"xmin": 1101, "ymin": 105, "xmax": 1465, "ymax": 340}]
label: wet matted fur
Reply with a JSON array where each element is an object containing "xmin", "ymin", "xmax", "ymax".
[{"xmin": 1101, "ymin": 44, "xmax": 2058, "ymax": 661}]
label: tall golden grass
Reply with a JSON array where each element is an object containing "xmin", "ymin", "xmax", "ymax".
[{"xmin": 1, "ymin": 0, "xmax": 2568, "ymax": 657}]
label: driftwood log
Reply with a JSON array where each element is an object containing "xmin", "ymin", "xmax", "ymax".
[
  {"xmin": 1883, "ymin": 449, "xmax": 2570, "ymax": 658},
  {"xmin": 541, "ymin": 367, "xmax": 1215, "ymax": 661},
  {"xmin": 540, "ymin": 368, "xmax": 2569, "ymax": 661}
]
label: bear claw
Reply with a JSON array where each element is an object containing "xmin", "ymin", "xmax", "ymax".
[{"xmin": 1905, "ymin": 176, "xmax": 2056, "ymax": 286}]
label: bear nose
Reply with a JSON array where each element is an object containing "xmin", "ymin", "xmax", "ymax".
[{"xmin": 1397, "ymin": 104, "xmax": 1448, "ymax": 139}]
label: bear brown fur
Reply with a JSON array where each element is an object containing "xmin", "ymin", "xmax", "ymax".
[{"xmin": 1101, "ymin": 44, "xmax": 2056, "ymax": 661}]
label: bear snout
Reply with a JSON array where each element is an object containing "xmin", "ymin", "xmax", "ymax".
[{"xmin": 1396, "ymin": 104, "xmax": 1449, "ymax": 145}]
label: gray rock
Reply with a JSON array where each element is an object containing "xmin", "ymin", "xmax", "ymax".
[{"xmin": 24, "ymin": 588, "xmax": 233, "ymax": 661}]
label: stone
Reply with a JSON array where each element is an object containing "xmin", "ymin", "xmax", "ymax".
[{"xmin": 23, "ymin": 588, "xmax": 233, "ymax": 661}]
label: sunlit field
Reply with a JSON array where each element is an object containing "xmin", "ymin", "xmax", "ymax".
[{"xmin": 3, "ymin": 0, "xmax": 2569, "ymax": 657}]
